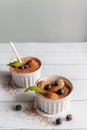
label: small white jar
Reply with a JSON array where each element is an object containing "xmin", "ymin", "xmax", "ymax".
[
  {"xmin": 35, "ymin": 75, "xmax": 73, "ymax": 114},
  {"xmin": 9, "ymin": 56, "xmax": 42, "ymax": 88}
]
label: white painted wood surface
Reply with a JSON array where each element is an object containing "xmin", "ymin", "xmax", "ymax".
[{"xmin": 0, "ymin": 42, "xmax": 87, "ymax": 130}]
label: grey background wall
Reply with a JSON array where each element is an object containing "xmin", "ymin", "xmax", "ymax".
[{"xmin": 0, "ymin": 0, "xmax": 87, "ymax": 42}]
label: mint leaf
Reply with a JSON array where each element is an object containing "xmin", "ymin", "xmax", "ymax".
[
  {"xmin": 24, "ymin": 86, "xmax": 45, "ymax": 93},
  {"xmin": 7, "ymin": 61, "xmax": 22, "ymax": 67}
]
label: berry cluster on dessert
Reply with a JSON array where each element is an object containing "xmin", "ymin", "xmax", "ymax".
[
  {"xmin": 10, "ymin": 57, "xmax": 41, "ymax": 73},
  {"xmin": 37, "ymin": 78, "xmax": 72, "ymax": 100}
]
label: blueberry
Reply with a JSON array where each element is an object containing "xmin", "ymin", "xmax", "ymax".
[
  {"xmin": 19, "ymin": 66, "xmax": 25, "ymax": 69},
  {"xmin": 44, "ymin": 84, "xmax": 51, "ymax": 90},
  {"xmin": 57, "ymin": 89, "xmax": 64, "ymax": 95},
  {"xmin": 56, "ymin": 118, "xmax": 62, "ymax": 125},
  {"xmin": 15, "ymin": 105, "xmax": 22, "ymax": 111},
  {"xmin": 54, "ymin": 80, "xmax": 59, "ymax": 86},
  {"xmin": 19, "ymin": 64, "xmax": 29, "ymax": 69},
  {"xmin": 24, "ymin": 64, "xmax": 29, "ymax": 68}
]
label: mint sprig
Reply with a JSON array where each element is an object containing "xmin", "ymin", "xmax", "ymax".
[
  {"xmin": 7, "ymin": 61, "xmax": 22, "ymax": 67},
  {"xmin": 24, "ymin": 86, "xmax": 45, "ymax": 93}
]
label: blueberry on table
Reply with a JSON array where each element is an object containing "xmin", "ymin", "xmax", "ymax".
[
  {"xmin": 44, "ymin": 84, "xmax": 51, "ymax": 90},
  {"xmin": 54, "ymin": 80, "xmax": 59, "ymax": 86},
  {"xmin": 15, "ymin": 105, "xmax": 22, "ymax": 111},
  {"xmin": 57, "ymin": 89, "xmax": 64, "ymax": 95},
  {"xmin": 56, "ymin": 118, "xmax": 62, "ymax": 125}
]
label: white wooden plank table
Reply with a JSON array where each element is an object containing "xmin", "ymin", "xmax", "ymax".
[{"xmin": 0, "ymin": 42, "xmax": 87, "ymax": 130}]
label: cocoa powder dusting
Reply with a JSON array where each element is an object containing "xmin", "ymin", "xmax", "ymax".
[
  {"xmin": 0, "ymin": 73, "xmax": 53, "ymax": 124},
  {"xmin": 24, "ymin": 102, "xmax": 51, "ymax": 124},
  {"xmin": 0, "ymin": 73, "xmax": 19, "ymax": 94},
  {"xmin": 3, "ymin": 74, "xmax": 12, "ymax": 91}
]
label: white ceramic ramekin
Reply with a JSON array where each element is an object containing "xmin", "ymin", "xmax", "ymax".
[
  {"xmin": 35, "ymin": 75, "xmax": 73, "ymax": 114},
  {"xmin": 10, "ymin": 57, "xmax": 42, "ymax": 88}
]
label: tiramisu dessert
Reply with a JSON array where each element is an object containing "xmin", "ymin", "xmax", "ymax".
[
  {"xmin": 10, "ymin": 57, "xmax": 41, "ymax": 73},
  {"xmin": 35, "ymin": 75, "xmax": 73, "ymax": 114},
  {"xmin": 37, "ymin": 77, "xmax": 72, "ymax": 100},
  {"xmin": 9, "ymin": 56, "xmax": 42, "ymax": 88}
]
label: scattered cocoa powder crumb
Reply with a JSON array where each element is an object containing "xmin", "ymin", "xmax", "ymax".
[
  {"xmin": 24, "ymin": 102, "xmax": 51, "ymax": 124},
  {"xmin": 0, "ymin": 73, "xmax": 19, "ymax": 94},
  {"xmin": 3, "ymin": 74, "xmax": 13, "ymax": 91}
]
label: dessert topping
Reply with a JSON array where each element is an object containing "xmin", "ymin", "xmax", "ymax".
[
  {"xmin": 57, "ymin": 89, "xmax": 64, "ymax": 95},
  {"xmin": 54, "ymin": 80, "xmax": 60, "ymax": 86},
  {"xmin": 7, "ymin": 61, "xmax": 22, "ymax": 67},
  {"xmin": 45, "ymin": 92, "xmax": 58, "ymax": 99},
  {"xmin": 19, "ymin": 65, "xmax": 25, "ymax": 69},
  {"xmin": 44, "ymin": 84, "xmax": 51, "ymax": 90},
  {"xmin": 24, "ymin": 64, "xmax": 29, "ymax": 68},
  {"xmin": 24, "ymin": 86, "xmax": 45, "ymax": 93},
  {"xmin": 19, "ymin": 64, "xmax": 29, "ymax": 69}
]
